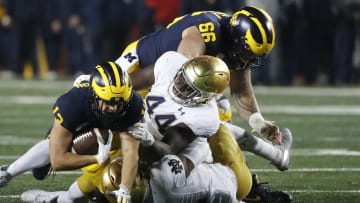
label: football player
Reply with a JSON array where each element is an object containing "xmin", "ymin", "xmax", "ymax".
[
  {"xmin": 118, "ymin": 5, "xmax": 291, "ymax": 201},
  {"xmin": 74, "ymin": 6, "xmax": 291, "ymax": 172},
  {"xmin": 1, "ymin": 62, "xmax": 145, "ymax": 202},
  {"xmin": 140, "ymin": 51, "xmax": 251, "ymax": 202},
  {"xmin": 115, "ymin": 5, "xmax": 292, "ymax": 169},
  {"xmin": 74, "ymin": 6, "xmax": 292, "ymax": 201},
  {"xmin": 123, "ymin": 51, "xmax": 290, "ymax": 202}
]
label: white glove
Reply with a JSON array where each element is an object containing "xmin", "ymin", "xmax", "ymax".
[
  {"xmin": 95, "ymin": 128, "xmax": 113, "ymax": 164},
  {"xmin": 73, "ymin": 74, "xmax": 90, "ymax": 87},
  {"xmin": 127, "ymin": 122, "xmax": 154, "ymax": 146},
  {"xmin": 108, "ymin": 184, "xmax": 132, "ymax": 203},
  {"xmin": 216, "ymin": 95, "xmax": 231, "ymax": 114}
]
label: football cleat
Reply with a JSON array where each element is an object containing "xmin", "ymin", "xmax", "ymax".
[
  {"xmin": 0, "ymin": 165, "xmax": 12, "ymax": 187},
  {"xmin": 32, "ymin": 163, "xmax": 52, "ymax": 180},
  {"xmin": 272, "ymin": 128, "xmax": 293, "ymax": 171},
  {"xmin": 21, "ymin": 189, "xmax": 60, "ymax": 203},
  {"xmin": 244, "ymin": 174, "xmax": 292, "ymax": 203},
  {"xmin": 0, "ymin": 165, "xmax": 8, "ymax": 171}
]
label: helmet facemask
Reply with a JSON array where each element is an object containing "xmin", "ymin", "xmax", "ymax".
[
  {"xmin": 89, "ymin": 62, "xmax": 133, "ymax": 121},
  {"xmin": 169, "ymin": 68, "xmax": 216, "ymax": 106},
  {"xmin": 227, "ymin": 35, "xmax": 262, "ymax": 70},
  {"xmin": 90, "ymin": 91, "xmax": 129, "ymax": 120},
  {"xmin": 169, "ymin": 56, "xmax": 230, "ymax": 106}
]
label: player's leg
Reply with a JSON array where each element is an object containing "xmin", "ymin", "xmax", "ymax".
[
  {"xmin": 208, "ymin": 124, "xmax": 253, "ymax": 200},
  {"xmin": 21, "ymin": 179, "xmax": 87, "ymax": 203},
  {"xmin": 21, "ymin": 189, "xmax": 65, "ymax": 203},
  {"xmin": 218, "ymin": 124, "xmax": 292, "ymax": 202},
  {"xmin": 224, "ymin": 122, "xmax": 293, "ymax": 171},
  {"xmin": 0, "ymin": 139, "xmax": 50, "ymax": 187}
]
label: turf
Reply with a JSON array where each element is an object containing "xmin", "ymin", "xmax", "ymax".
[{"xmin": 0, "ymin": 79, "xmax": 360, "ymax": 202}]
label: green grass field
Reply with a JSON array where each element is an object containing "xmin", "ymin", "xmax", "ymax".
[{"xmin": 0, "ymin": 79, "xmax": 360, "ymax": 203}]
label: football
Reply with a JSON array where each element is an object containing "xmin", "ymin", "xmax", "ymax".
[{"xmin": 72, "ymin": 128, "xmax": 111, "ymax": 155}]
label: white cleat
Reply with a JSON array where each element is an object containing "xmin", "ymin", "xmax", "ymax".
[
  {"xmin": 21, "ymin": 189, "xmax": 60, "ymax": 203},
  {"xmin": 0, "ymin": 165, "xmax": 12, "ymax": 187},
  {"xmin": 272, "ymin": 128, "xmax": 293, "ymax": 171}
]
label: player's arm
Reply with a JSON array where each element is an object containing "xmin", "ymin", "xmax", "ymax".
[
  {"xmin": 119, "ymin": 131, "xmax": 140, "ymax": 191},
  {"xmin": 128, "ymin": 64, "xmax": 155, "ymax": 91},
  {"xmin": 49, "ymin": 119, "xmax": 98, "ymax": 170},
  {"xmin": 177, "ymin": 26, "xmax": 206, "ymax": 59},
  {"xmin": 229, "ymin": 70, "xmax": 281, "ymax": 144},
  {"xmin": 156, "ymin": 123, "xmax": 196, "ymax": 155},
  {"xmin": 151, "ymin": 124, "xmax": 197, "ymax": 175},
  {"xmin": 129, "ymin": 122, "xmax": 196, "ymax": 168},
  {"xmin": 229, "ymin": 69, "xmax": 260, "ymax": 120}
]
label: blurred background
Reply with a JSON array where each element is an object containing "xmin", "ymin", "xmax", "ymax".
[{"xmin": 0, "ymin": 0, "xmax": 359, "ymax": 86}]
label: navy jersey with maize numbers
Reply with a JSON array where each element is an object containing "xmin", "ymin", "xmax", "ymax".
[
  {"xmin": 137, "ymin": 11, "xmax": 230, "ymax": 68},
  {"xmin": 52, "ymin": 85, "xmax": 144, "ymax": 136}
]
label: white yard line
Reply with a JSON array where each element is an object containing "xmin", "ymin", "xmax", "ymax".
[
  {"xmin": 253, "ymin": 86, "xmax": 360, "ymax": 96},
  {"xmin": 0, "ymin": 96, "xmax": 56, "ymax": 104},
  {"xmin": 3, "ymin": 189, "xmax": 360, "ymax": 199},
  {"xmin": 287, "ymin": 190, "xmax": 360, "ymax": 193},
  {"xmin": 2, "ymin": 95, "xmax": 360, "ymax": 115},
  {"xmin": 259, "ymin": 105, "xmax": 360, "ymax": 115},
  {"xmin": 251, "ymin": 168, "xmax": 360, "ymax": 172},
  {"xmin": 2, "ymin": 149, "xmax": 360, "ymax": 159}
]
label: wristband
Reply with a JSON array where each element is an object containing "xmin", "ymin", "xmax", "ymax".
[
  {"xmin": 249, "ymin": 112, "xmax": 266, "ymax": 133},
  {"xmin": 119, "ymin": 183, "xmax": 130, "ymax": 194}
]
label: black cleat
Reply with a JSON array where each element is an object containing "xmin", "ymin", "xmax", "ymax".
[
  {"xmin": 244, "ymin": 174, "xmax": 292, "ymax": 203},
  {"xmin": 32, "ymin": 163, "xmax": 52, "ymax": 180}
]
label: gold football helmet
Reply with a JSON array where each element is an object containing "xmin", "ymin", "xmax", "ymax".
[
  {"xmin": 101, "ymin": 157, "xmax": 123, "ymax": 203},
  {"xmin": 90, "ymin": 61, "xmax": 133, "ymax": 118},
  {"xmin": 170, "ymin": 55, "xmax": 230, "ymax": 106}
]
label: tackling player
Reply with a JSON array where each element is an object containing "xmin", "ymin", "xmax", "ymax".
[{"xmin": 114, "ymin": 6, "xmax": 292, "ymax": 201}]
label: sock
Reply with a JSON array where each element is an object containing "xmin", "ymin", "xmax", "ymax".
[
  {"xmin": 7, "ymin": 139, "xmax": 50, "ymax": 176},
  {"xmin": 224, "ymin": 122, "xmax": 281, "ymax": 163},
  {"xmin": 57, "ymin": 181, "xmax": 85, "ymax": 203}
]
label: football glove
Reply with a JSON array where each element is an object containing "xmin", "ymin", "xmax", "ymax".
[
  {"xmin": 108, "ymin": 184, "xmax": 131, "ymax": 203},
  {"xmin": 95, "ymin": 128, "xmax": 113, "ymax": 164},
  {"xmin": 127, "ymin": 122, "xmax": 154, "ymax": 147}
]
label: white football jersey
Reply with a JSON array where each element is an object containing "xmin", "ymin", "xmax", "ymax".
[{"xmin": 144, "ymin": 51, "xmax": 220, "ymax": 141}]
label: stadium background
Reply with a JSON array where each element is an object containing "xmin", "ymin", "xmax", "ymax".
[
  {"xmin": 0, "ymin": 0, "xmax": 360, "ymax": 202},
  {"xmin": 0, "ymin": 0, "xmax": 360, "ymax": 85}
]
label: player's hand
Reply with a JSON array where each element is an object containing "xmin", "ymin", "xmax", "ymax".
[
  {"xmin": 107, "ymin": 184, "xmax": 132, "ymax": 203},
  {"xmin": 249, "ymin": 112, "xmax": 281, "ymax": 144},
  {"xmin": 95, "ymin": 128, "xmax": 113, "ymax": 164},
  {"xmin": 261, "ymin": 123, "xmax": 281, "ymax": 145},
  {"xmin": 127, "ymin": 122, "xmax": 154, "ymax": 147}
]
